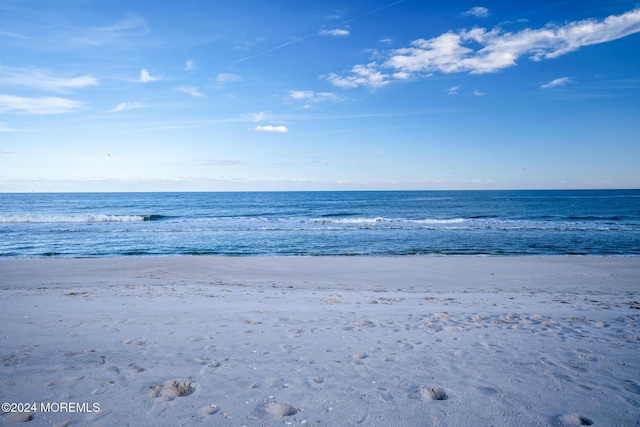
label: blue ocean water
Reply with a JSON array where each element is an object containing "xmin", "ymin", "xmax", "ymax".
[{"xmin": 0, "ymin": 190, "xmax": 638, "ymax": 257}]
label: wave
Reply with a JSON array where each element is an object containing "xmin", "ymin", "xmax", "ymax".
[
  {"xmin": 2, "ymin": 213, "xmax": 636, "ymax": 232},
  {"xmin": 313, "ymin": 217, "xmax": 466, "ymax": 225},
  {"xmin": 0, "ymin": 214, "xmax": 151, "ymax": 223}
]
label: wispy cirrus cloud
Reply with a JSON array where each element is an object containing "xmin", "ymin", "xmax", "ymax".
[
  {"xmin": 0, "ymin": 30, "xmax": 29, "ymax": 40},
  {"xmin": 541, "ymin": 77, "xmax": 571, "ymax": 89},
  {"xmin": 216, "ymin": 73, "xmax": 243, "ymax": 84},
  {"xmin": 0, "ymin": 94, "xmax": 83, "ymax": 114},
  {"xmin": 249, "ymin": 111, "xmax": 270, "ymax": 122},
  {"xmin": 0, "ymin": 13, "xmax": 149, "ymax": 52},
  {"xmin": 288, "ymin": 90, "xmax": 340, "ymax": 103},
  {"xmin": 325, "ymin": 8, "xmax": 640, "ymax": 88},
  {"xmin": 252, "ymin": 125, "xmax": 289, "ymax": 133},
  {"xmin": 0, "ymin": 66, "xmax": 98, "ymax": 92},
  {"xmin": 107, "ymin": 102, "xmax": 147, "ymax": 113},
  {"xmin": 0, "ymin": 123, "xmax": 20, "ymax": 132},
  {"xmin": 176, "ymin": 85, "xmax": 205, "ymax": 97},
  {"xmin": 76, "ymin": 14, "xmax": 149, "ymax": 46}
]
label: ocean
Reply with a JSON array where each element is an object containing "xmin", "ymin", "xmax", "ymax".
[{"xmin": 0, "ymin": 190, "xmax": 638, "ymax": 257}]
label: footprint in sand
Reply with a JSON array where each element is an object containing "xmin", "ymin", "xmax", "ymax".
[
  {"xmin": 127, "ymin": 363, "xmax": 145, "ymax": 373},
  {"xmin": 352, "ymin": 352, "xmax": 368, "ymax": 361},
  {"xmin": 622, "ymin": 379, "xmax": 640, "ymax": 395},
  {"xmin": 200, "ymin": 403, "xmax": 220, "ymax": 415},
  {"xmin": 556, "ymin": 413, "xmax": 593, "ymax": 426},
  {"xmin": 409, "ymin": 386, "xmax": 450, "ymax": 401},
  {"xmin": 6, "ymin": 412, "xmax": 35, "ymax": 422},
  {"xmin": 122, "ymin": 338, "xmax": 147, "ymax": 346},
  {"xmin": 63, "ymin": 348, "xmax": 95, "ymax": 357},
  {"xmin": 148, "ymin": 379, "xmax": 197, "ymax": 400},
  {"xmin": 476, "ymin": 386, "xmax": 498, "ymax": 396},
  {"xmin": 104, "ymin": 365, "xmax": 120, "ymax": 375},
  {"xmin": 198, "ymin": 359, "xmax": 222, "ymax": 375},
  {"xmin": 260, "ymin": 402, "xmax": 298, "ymax": 418},
  {"xmin": 91, "ymin": 380, "xmax": 115, "ymax": 395}
]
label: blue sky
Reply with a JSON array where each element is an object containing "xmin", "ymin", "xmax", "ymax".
[{"xmin": 1, "ymin": 0, "xmax": 639, "ymax": 192}]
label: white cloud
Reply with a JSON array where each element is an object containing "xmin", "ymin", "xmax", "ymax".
[
  {"xmin": 289, "ymin": 90, "xmax": 314, "ymax": 100},
  {"xmin": 448, "ymin": 86, "xmax": 460, "ymax": 95},
  {"xmin": 326, "ymin": 8, "xmax": 640, "ymax": 88},
  {"xmin": 473, "ymin": 90, "xmax": 486, "ymax": 96},
  {"xmin": 216, "ymin": 73, "xmax": 243, "ymax": 84},
  {"xmin": 252, "ymin": 125, "xmax": 289, "ymax": 133},
  {"xmin": 107, "ymin": 102, "xmax": 146, "ymax": 113},
  {"xmin": 250, "ymin": 111, "xmax": 268, "ymax": 122},
  {"xmin": 541, "ymin": 77, "xmax": 571, "ymax": 88},
  {"xmin": 325, "ymin": 62, "xmax": 392, "ymax": 88},
  {"xmin": 0, "ymin": 94, "xmax": 83, "ymax": 114},
  {"xmin": 185, "ymin": 60, "xmax": 196, "ymax": 71},
  {"xmin": 463, "ymin": 7, "xmax": 490, "ymax": 18},
  {"xmin": 319, "ymin": 29, "xmax": 350, "ymax": 37},
  {"xmin": 138, "ymin": 69, "xmax": 158, "ymax": 83},
  {"xmin": 288, "ymin": 90, "xmax": 340, "ymax": 103},
  {"xmin": 0, "ymin": 67, "xmax": 98, "ymax": 92},
  {"xmin": 176, "ymin": 85, "xmax": 205, "ymax": 97},
  {"xmin": 380, "ymin": 38, "xmax": 394, "ymax": 45}
]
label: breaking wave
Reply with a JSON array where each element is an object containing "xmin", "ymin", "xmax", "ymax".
[{"xmin": 0, "ymin": 214, "xmax": 158, "ymax": 223}]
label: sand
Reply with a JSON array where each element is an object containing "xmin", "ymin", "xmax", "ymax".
[{"xmin": 0, "ymin": 256, "xmax": 638, "ymax": 426}]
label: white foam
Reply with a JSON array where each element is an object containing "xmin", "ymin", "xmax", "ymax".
[{"xmin": 0, "ymin": 214, "xmax": 146, "ymax": 223}]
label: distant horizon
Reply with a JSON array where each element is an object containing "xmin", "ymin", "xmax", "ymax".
[
  {"xmin": 1, "ymin": 1, "xmax": 639, "ymax": 192},
  {"xmin": 2, "ymin": 187, "xmax": 639, "ymax": 195}
]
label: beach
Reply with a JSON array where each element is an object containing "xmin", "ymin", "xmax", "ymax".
[{"xmin": 0, "ymin": 256, "xmax": 639, "ymax": 426}]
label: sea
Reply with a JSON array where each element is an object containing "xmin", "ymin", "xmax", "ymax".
[{"xmin": 0, "ymin": 190, "xmax": 638, "ymax": 258}]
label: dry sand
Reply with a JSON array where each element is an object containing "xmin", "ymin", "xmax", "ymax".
[{"xmin": 0, "ymin": 256, "xmax": 639, "ymax": 426}]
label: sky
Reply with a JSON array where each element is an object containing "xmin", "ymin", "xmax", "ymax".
[{"xmin": 1, "ymin": 0, "xmax": 639, "ymax": 192}]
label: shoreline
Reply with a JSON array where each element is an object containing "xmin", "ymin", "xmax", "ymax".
[
  {"xmin": 2, "ymin": 254, "xmax": 638, "ymax": 288},
  {"xmin": 1, "ymin": 256, "xmax": 638, "ymax": 426}
]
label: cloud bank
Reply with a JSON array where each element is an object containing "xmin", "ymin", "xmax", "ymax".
[{"xmin": 326, "ymin": 8, "xmax": 640, "ymax": 88}]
